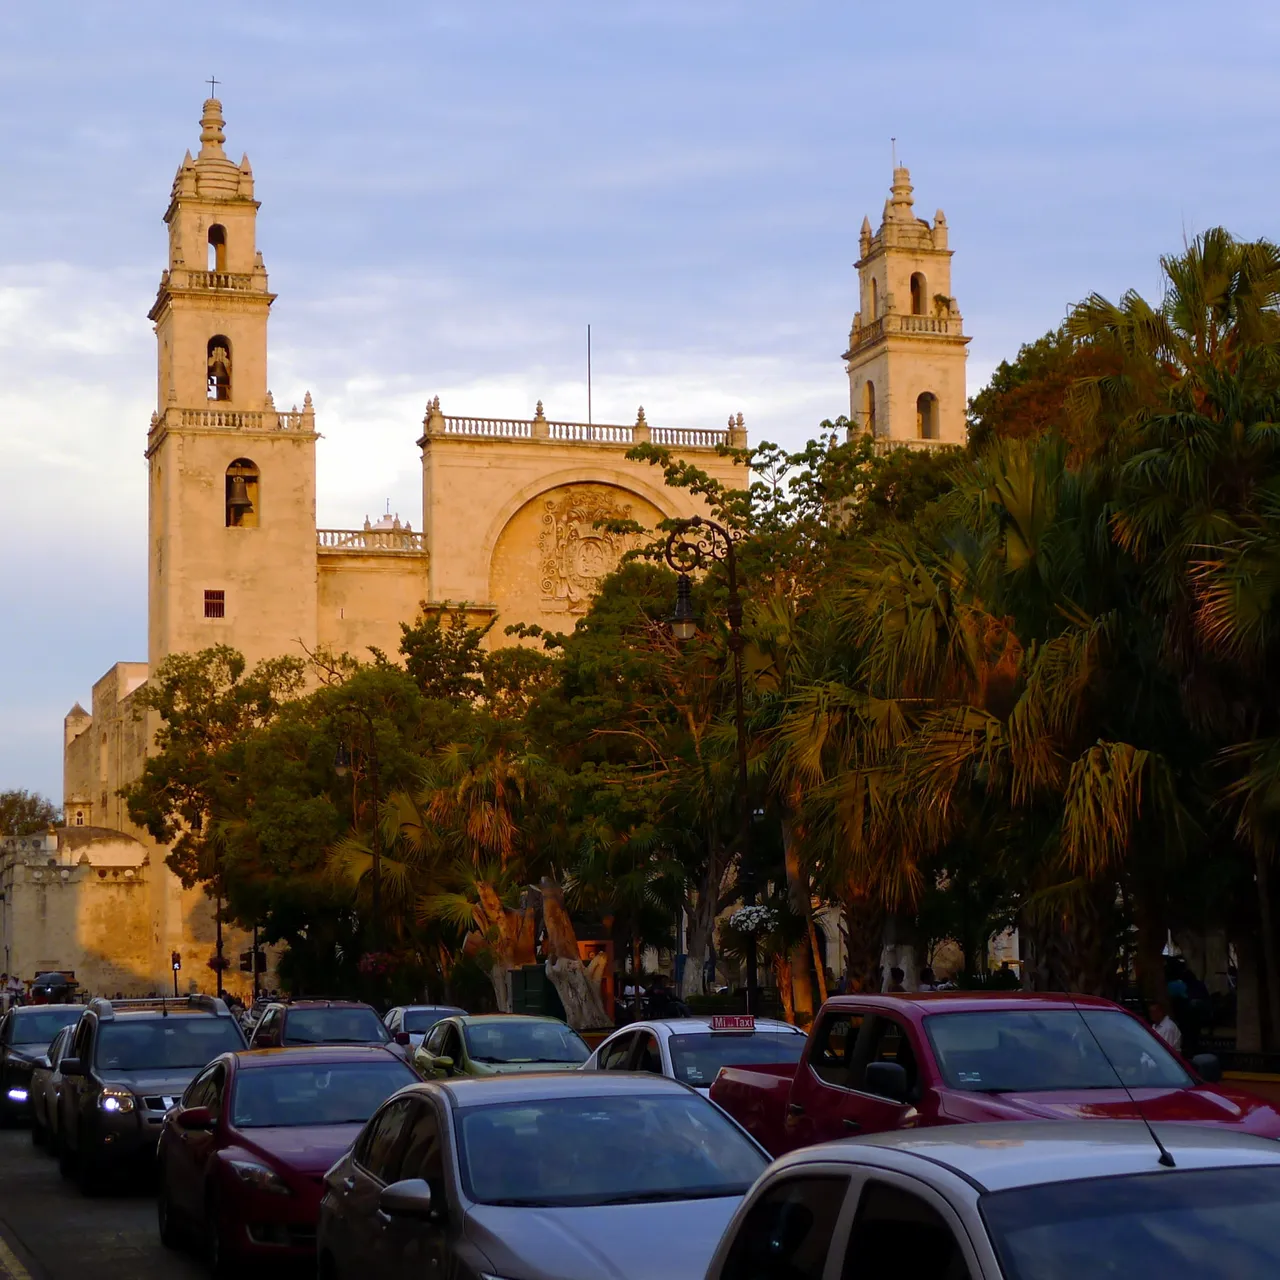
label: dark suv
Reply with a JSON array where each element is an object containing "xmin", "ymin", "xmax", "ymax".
[
  {"xmin": 0, "ymin": 1004, "xmax": 84, "ymax": 1123},
  {"xmin": 57, "ymin": 995, "xmax": 246, "ymax": 1192},
  {"xmin": 248, "ymin": 1000, "xmax": 408, "ymax": 1059}
]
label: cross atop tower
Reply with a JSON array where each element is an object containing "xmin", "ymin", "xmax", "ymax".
[{"xmin": 206, "ymin": 75, "xmax": 219, "ymax": 96}]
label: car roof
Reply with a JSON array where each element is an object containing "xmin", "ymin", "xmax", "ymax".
[
  {"xmin": 453, "ymin": 1014, "xmax": 574, "ymax": 1028},
  {"xmin": 825, "ymin": 991, "xmax": 1120, "ymax": 1017},
  {"xmin": 397, "ymin": 1004, "xmax": 464, "ymax": 1013},
  {"xmin": 783, "ymin": 1121, "xmax": 1280, "ymax": 1193},
  {"xmin": 109, "ymin": 1008, "xmax": 225, "ymax": 1020},
  {"xmin": 232, "ymin": 1044, "xmax": 408, "ymax": 1069},
  {"xmin": 12, "ymin": 1004, "xmax": 80, "ymax": 1015},
  {"xmin": 428, "ymin": 1070, "xmax": 694, "ymax": 1106},
  {"xmin": 614, "ymin": 1017, "xmax": 802, "ymax": 1035},
  {"xmin": 279, "ymin": 1000, "xmax": 376, "ymax": 1010}
]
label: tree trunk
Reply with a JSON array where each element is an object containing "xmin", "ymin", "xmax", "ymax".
[
  {"xmin": 540, "ymin": 878, "xmax": 612, "ymax": 1030},
  {"xmin": 781, "ymin": 816, "xmax": 816, "ymax": 1021},
  {"xmin": 809, "ymin": 914, "xmax": 829, "ymax": 1004},
  {"xmin": 682, "ymin": 845, "xmax": 724, "ymax": 999},
  {"xmin": 842, "ymin": 883, "xmax": 885, "ymax": 992},
  {"xmin": 774, "ymin": 952, "xmax": 795, "ymax": 1025}
]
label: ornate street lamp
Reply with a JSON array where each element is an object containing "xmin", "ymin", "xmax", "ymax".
[{"xmin": 664, "ymin": 516, "xmax": 758, "ymax": 1015}]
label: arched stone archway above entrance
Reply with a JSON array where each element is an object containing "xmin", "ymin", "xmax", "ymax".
[{"xmin": 489, "ymin": 482, "xmax": 666, "ymax": 630}]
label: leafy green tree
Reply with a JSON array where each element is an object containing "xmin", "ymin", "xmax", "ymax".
[{"xmin": 0, "ymin": 790, "xmax": 60, "ymax": 836}]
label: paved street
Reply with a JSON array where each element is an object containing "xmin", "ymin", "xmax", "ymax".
[{"xmin": 0, "ymin": 1130, "xmax": 203, "ymax": 1280}]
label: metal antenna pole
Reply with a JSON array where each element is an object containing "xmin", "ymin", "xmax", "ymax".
[{"xmin": 587, "ymin": 324, "xmax": 592, "ymax": 426}]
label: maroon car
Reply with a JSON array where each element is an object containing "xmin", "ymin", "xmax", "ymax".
[
  {"xmin": 156, "ymin": 1044, "xmax": 418, "ymax": 1271},
  {"xmin": 710, "ymin": 992, "xmax": 1280, "ymax": 1157},
  {"xmin": 248, "ymin": 1000, "xmax": 411, "ymax": 1059}
]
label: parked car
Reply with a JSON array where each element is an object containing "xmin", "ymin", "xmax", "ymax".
[
  {"xmin": 0, "ymin": 1004, "xmax": 84, "ymax": 1123},
  {"xmin": 156, "ymin": 1044, "xmax": 418, "ymax": 1272},
  {"xmin": 383, "ymin": 1004, "xmax": 464, "ymax": 1050},
  {"xmin": 30, "ymin": 1023, "xmax": 77, "ymax": 1148},
  {"xmin": 56, "ymin": 995, "xmax": 247, "ymax": 1192},
  {"xmin": 709, "ymin": 992, "xmax": 1280, "ymax": 1157},
  {"xmin": 585, "ymin": 1015, "xmax": 806, "ymax": 1093},
  {"xmin": 248, "ymin": 1000, "xmax": 407, "ymax": 1059},
  {"xmin": 318, "ymin": 1072, "xmax": 770, "ymax": 1280},
  {"xmin": 704, "ymin": 1120, "xmax": 1280, "ymax": 1279},
  {"xmin": 413, "ymin": 1014, "xmax": 590, "ymax": 1078}
]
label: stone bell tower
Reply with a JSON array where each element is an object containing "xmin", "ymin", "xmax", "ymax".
[
  {"xmin": 145, "ymin": 97, "xmax": 319, "ymax": 670},
  {"xmin": 843, "ymin": 166, "xmax": 969, "ymax": 447}
]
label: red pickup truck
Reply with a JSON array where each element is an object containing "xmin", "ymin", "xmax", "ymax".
[{"xmin": 709, "ymin": 991, "xmax": 1280, "ymax": 1157}]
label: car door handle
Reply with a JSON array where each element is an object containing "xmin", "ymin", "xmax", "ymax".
[
  {"xmin": 342, "ymin": 1176, "xmax": 356, "ymax": 1192},
  {"xmin": 787, "ymin": 1102, "xmax": 805, "ymax": 1116},
  {"xmin": 842, "ymin": 1118, "xmax": 862, "ymax": 1132}
]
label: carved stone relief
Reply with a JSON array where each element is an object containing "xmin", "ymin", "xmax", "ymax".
[{"xmin": 538, "ymin": 485, "xmax": 639, "ymax": 613}]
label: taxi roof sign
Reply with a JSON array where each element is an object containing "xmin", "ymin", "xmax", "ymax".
[{"xmin": 710, "ymin": 1014, "xmax": 755, "ymax": 1032}]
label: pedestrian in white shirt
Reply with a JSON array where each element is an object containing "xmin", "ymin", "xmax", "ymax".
[{"xmin": 1149, "ymin": 1001, "xmax": 1182, "ymax": 1054}]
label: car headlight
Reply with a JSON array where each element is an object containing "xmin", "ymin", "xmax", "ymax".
[
  {"xmin": 227, "ymin": 1159, "xmax": 292, "ymax": 1196},
  {"xmin": 6, "ymin": 1086, "xmax": 28, "ymax": 1103},
  {"xmin": 99, "ymin": 1086, "xmax": 136, "ymax": 1113}
]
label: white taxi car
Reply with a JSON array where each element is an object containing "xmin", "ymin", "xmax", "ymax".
[{"xmin": 584, "ymin": 1015, "xmax": 806, "ymax": 1092}]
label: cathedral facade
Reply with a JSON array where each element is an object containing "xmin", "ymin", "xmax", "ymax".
[{"xmin": 2, "ymin": 100, "xmax": 967, "ymax": 995}]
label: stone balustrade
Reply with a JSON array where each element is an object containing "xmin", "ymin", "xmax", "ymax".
[
  {"xmin": 872, "ymin": 436, "xmax": 954, "ymax": 455},
  {"xmin": 422, "ymin": 401, "xmax": 739, "ymax": 450},
  {"xmin": 317, "ymin": 528, "xmax": 428, "ymax": 552},
  {"xmin": 154, "ymin": 406, "xmax": 313, "ymax": 432},
  {"xmin": 845, "ymin": 312, "xmax": 966, "ymax": 355},
  {"xmin": 181, "ymin": 269, "xmax": 257, "ymax": 291}
]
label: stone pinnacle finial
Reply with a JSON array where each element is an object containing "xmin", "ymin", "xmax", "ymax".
[
  {"xmin": 199, "ymin": 98, "xmax": 226, "ymax": 160},
  {"xmin": 736, "ymin": 412, "xmax": 745, "ymax": 429},
  {"xmin": 636, "ymin": 406, "xmax": 647, "ymax": 426},
  {"xmin": 887, "ymin": 165, "xmax": 915, "ymax": 221},
  {"xmin": 303, "ymin": 390, "xmax": 314, "ymax": 410},
  {"xmin": 534, "ymin": 400, "xmax": 546, "ymax": 420}
]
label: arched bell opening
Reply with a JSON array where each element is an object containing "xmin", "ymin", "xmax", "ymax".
[
  {"xmin": 910, "ymin": 272, "xmax": 928, "ymax": 316},
  {"xmin": 207, "ymin": 335, "xmax": 232, "ymax": 402},
  {"xmin": 225, "ymin": 458, "xmax": 259, "ymax": 528},
  {"xmin": 864, "ymin": 380, "xmax": 877, "ymax": 436},
  {"xmin": 208, "ymin": 224, "xmax": 228, "ymax": 273},
  {"xmin": 916, "ymin": 392, "xmax": 939, "ymax": 441}
]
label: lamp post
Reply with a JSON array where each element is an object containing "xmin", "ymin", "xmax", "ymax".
[
  {"xmin": 334, "ymin": 712, "xmax": 382, "ymax": 953},
  {"xmin": 664, "ymin": 515, "xmax": 758, "ymax": 1015}
]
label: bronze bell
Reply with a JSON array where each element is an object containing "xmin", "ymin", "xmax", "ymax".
[{"xmin": 227, "ymin": 475, "xmax": 253, "ymax": 512}]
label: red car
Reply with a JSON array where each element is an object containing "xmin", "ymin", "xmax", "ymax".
[
  {"xmin": 156, "ymin": 1044, "xmax": 418, "ymax": 1272},
  {"xmin": 248, "ymin": 999, "xmax": 411, "ymax": 1060},
  {"xmin": 710, "ymin": 992, "xmax": 1280, "ymax": 1157}
]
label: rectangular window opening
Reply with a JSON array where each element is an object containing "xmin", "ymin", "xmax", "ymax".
[{"xmin": 204, "ymin": 589, "xmax": 226, "ymax": 619}]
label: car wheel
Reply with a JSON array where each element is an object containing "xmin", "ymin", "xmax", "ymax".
[
  {"xmin": 74, "ymin": 1128, "xmax": 103, "ymax": 1196},
  {"xmin": 204, "ymin": 1193, "xmax": 236, "ymax": 1278},
  {"xmin": 157, "ymin": 1171, "xmax": 184, "ymax": 1249}
]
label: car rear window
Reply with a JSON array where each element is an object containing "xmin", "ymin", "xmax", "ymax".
[
  {"xmin": 10, "ymin": 1009, "xmax": 82, "ymax": 1046},
  {"xmin": 982, "ymin": 1165, "xmax": 1280, "ymax": 1278},
  {"xmin": 231, "ymin": 1060, "xmax": 415, "ymax": 1128},
  {"xmin": 403, "ymin": 1009, "xmax": 459, "ymax": 1034},
  {"xmin": 96, "ymin": 1018, "xmax": 244, "ymax": 1070},
  {"xmin": 925, "ymin": 1009, "xmax": 1191, "ymax": 1092},
  {"xmin": 463, "ymin": 1020, "xmax": 588, "ymax": 1065},
  {"xmin": 668, "ymin": 1030, "xmax": 806, "ymax": 1087},
  {"xmin": 283, "ymin": 1007, "xmax": 389, "ymax": 1046}
]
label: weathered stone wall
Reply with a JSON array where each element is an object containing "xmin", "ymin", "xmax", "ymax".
[{"xmin": 317, "ymin": 550, "xmax": 431, "ymax": 661}]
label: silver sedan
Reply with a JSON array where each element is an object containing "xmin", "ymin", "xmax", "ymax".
[
  {"xmin": 705, "ymin": 1120, "xmax": 1280, "ymax": 1278},
  {"xmin": 318, "ymin": 1072, "xmax": 769, "ymax": 1280}
]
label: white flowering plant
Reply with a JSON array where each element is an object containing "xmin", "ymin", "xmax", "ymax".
[{"xmin": 728, "ymin": 905, "xmax": 777, "ymax": 936}]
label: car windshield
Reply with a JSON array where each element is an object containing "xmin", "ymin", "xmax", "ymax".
[
  {"xmin": 283, "ymin": 1008, "xmax": 389, "ymax": 1046},
  {"xmin": 10, "ymin": 1009, "xmax": 82, "ymax": 1046},
  {"xmin": 668, "ymin": 1030, "xmax": 806, "ymax": 1087},
  {"xmin": 403, "ymin": 1009, "xmax": 457, "ymax": 1034},
  {"xmin": 456, "ymin": 1093, "xmax": 767, "ymax": 1207},
  {"xmin": 982, "ymin": 1165, "xmax": 1280, "ymax": 1278},
  {"xmin": 96, "ymin": 1018, "xmax": 244, "ymax": 1070},
  {"xmin": 463, "ymin": 1021, "xmax": 589, "ymax": 1065},
  {"xmin": 231, "ymin": 1060, "xmax": 415, "ymax": 1128},
  {"xmin": 925, "ymin": 1009, "xmax": 1192, "ymax": 1092}
]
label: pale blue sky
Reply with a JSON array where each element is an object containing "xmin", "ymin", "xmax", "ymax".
[{"xmin": 3, "ymin": 1, "xmax": 1279, "ymax": 799}]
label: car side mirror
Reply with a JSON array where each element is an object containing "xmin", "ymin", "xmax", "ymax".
[
  {"xmin": 177, "ymin": 1105, "xmax": 215, "ymax": 1131},
  {"xmin": 1191, "ymin": 1053, "xmax": 1223, "ymax": 1084},
  {"xmin": 59, "ymin": 1057, "xmax": 83, "ymax": 1077},
  {"xmin": 864, "ymin": 1060, "xmax": 909, "ymax": 1102},
  {"xmin": 379, "ymin": 1178, "xmax": 434, "ymax": 1220},
  {"xmin": 433, "ymin": 1056, "xmax": 454, "ymax": 1076},
  {"xmin": 394, "ymin": 1031, "xmax": 411, "ymax": 1046}
]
